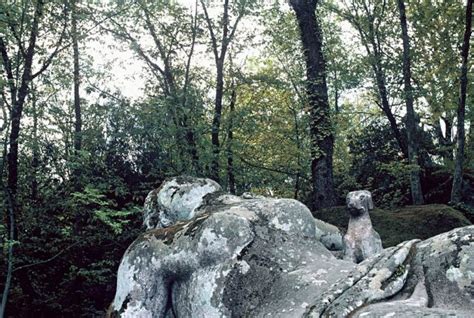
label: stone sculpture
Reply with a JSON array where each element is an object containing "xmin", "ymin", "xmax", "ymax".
[
  {"xmin": 108, "ymin": 177, "xmax": 474, "ymax": 317},
  {"xmin": 343, "ymin": 190, "xmax": 383, "ymax": 263}
]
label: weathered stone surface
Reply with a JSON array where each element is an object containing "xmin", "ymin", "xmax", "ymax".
[
  {"xmin": 408, "ymin": 225, "xmax": 474, "ymax": 311},
  {"xmin": 343, "ymin": 190, "xmax": 383, "ymax": 263},
  {"xmin": 143, "ymin": 176, "xmax": 221, "ymax": 229},
  {"xmin": 353, "ymin": 226, "xmax": 474, "ymax": 317},
  {"xmin": 354, "ymin": 279, "xmax": 472, "ymax": 318},
  {"xmin": 305, "ymin": 239, "xmax": 418, "ymax": 317},
  {"xmin": 314, "ymin": 219, "xmax": 343, "ymax": 251},
  {"xmin": 110, "ymin": 179, "xmax": 474, "ymax": 318}
]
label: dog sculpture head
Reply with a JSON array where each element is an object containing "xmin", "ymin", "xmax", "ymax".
[{"xmin": 346, "ymin": 190, "xmax": 374, "ymax": 217}]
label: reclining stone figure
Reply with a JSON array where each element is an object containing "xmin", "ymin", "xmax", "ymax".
[
  {"xmin": 108, "ymin": 177, "xmax": 474, "ymax": 317},
  {"xmin": 343, "ymin": 190, "xmax": 383, "ymax": 263}
]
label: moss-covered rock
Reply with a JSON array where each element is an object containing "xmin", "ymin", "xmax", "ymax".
[{"xmin": 316, "ymin": 204, "xmax": 472, "ymax": 247}]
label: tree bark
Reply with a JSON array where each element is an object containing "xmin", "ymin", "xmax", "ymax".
[
  {"xmin": 0, "ymin": 187, "xmax": 15, "ymax": 317},
  {"xmin": 451, "ymin": 0, "xmax": 473, "ymax": 203},
  {"xmin": 72, "ymin": 0, "xmax": 82, "ymax": 155},
  {"xmin": 182, "ymin": 3, "xmax": 201, "ymax": 174},
  {"xmin": 291, "ymin": 106, "xmax": 302, "ymax": 200},
  {"xmin": 7, "ymin": 17, "xmax": 40, "ymax": 198},
  {"xmin": 211, "ymin": 59, "xmax": 225, "ymax": 182},
  {"xmin": 333, "ymin": 69, "xmax": 339, "ymax": 113},
  {"xmin": 227, "ymin": 83, "xmax": 236, "ymax": 194},
  {"xmin": 31, "ymin": 88, "xmax": 39, "ymax": 201},
  {"xmin": 371, "ymin": 52, "xmax": 409, "ymax": 159},
  {"xmin": 0, "ymin": 103, "xmax": 13, "ymax": 318},
  {"xmin": 397, "ymin": 0, "xmax": 424, "ymax": 204},
  {"xmin": 290, "ymin": 0, "xmax": 336, "ymax": 210}
]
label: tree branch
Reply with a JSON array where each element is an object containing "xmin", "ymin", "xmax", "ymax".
[
  {"xmin": 31, "ymin": 2, "xmax": 69, "ymax": 79},
  {"xmin": 13, "ymin": 241, "xmax": 81, "ymax": 273},
  {"xmin": 200, "ymin": 0, "xmax": 220, "ymax": 64}
]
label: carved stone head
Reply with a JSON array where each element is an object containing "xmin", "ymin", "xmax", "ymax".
[
  {"xmin": 346, "ymin": 190, "xmax": 374, "ymax": 217},
  {"xmin": 143, "ymin": 176, "xmax": 221, "ymax": 229}
]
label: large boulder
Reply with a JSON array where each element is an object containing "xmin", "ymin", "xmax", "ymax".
[{"xmin": 109, "ymin": 177, "xmax": 474, "ymax": 317}]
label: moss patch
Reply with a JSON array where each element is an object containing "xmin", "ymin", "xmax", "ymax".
[{"xmin": 316, "ymin": 204, "xmax": 472, "ymax": 247}]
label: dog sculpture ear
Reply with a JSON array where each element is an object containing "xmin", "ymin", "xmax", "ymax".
[{"xmin": 366, "ymin": 192, "xmax": 374, "ymax": 210}]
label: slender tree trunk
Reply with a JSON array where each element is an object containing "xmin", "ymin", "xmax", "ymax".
[
  {"xmin": 397, "ymin": 0, "xmax": 424, "ymax": 204},
  {"xmin": 451, "ymin": 0, "xmax": 473, "ymax": 203},
  {"xmin": 182, "ymin": 3, "xmax": 201, "ymax": 175},
  {"xmin": 211, "ymin": 59, "xmax": 224, "ymax": 182},
  {"xmin": 291, "ymin": 0, "xmax": 336, "ymax": 210},
  {"xmin": 72, "ymin": 0, "xmax": 82, "ymax": 155},
  {"xmin": 333, "ymin": 70, "xmax": 339, "ymax": 113},
  {"xmin": 184, "ymin": 116, "xmax": 200, "ymax": 174},
  {"xmin": 201, "ymin": 0, "xmax": 243, "ymax": 183},
  {"xmin": 71, "ymin": 0, "xmax": 83, "ymax": 238},
  {"xmin": 7, "ymin": 0, "xmax": 42, "ymax": 199},
  {"xmin": 347, "ymin": 4, "xmax": 408, "ymax": 158},
  {"xmin": 31, "ymin": 88, "xmax": 39, "ymax": 201},
  {"xmin": 371, "ymin": 52, "xmax": 408, "ymax": 158},
  {"xmin": 0, "ymin": 114, "xmax": 12, "ymax": 318},
  {"xmin": 291, "ymin": 106, "xmax": 302, "ymax": 199},
  {"xmin": 0, "ymin": 188, "xmax": 14, "ymax": 318},
  {"xmin": 227, "ymin": 84, "xmax": 236, "ymax": 194}
]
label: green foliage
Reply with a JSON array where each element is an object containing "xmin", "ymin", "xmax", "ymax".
[
  {"xmin": 72, "ymin": 186, "xmax": 140, "ymax": 234},
  {"xmin": 335, "ymin": 120, "xmax": 412, "ymax": 208}
]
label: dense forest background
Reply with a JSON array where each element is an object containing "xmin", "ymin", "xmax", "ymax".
[{"xmin": 0, "ymin": 0, "xmax": 473, "ymax": 316}]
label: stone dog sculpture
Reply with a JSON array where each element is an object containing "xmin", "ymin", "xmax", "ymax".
[
  {"xmin": 108, "ymin": 177, "xmax": 474, "ymax": 317},
  {"xmin": 343, "ymin": 190, "xmax": 383, "ymax": 263}
]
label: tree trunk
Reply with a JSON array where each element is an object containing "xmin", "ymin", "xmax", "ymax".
[
  {"xmin": 1, "ymin": 3, "xmax": 42, "ymax": 314},
  {"xmin": 72, "ymin": 0, "xmax": 82, "ymax": 155},
  {"xmin": 451, "ymin": 0, "xmax": 473, "ymax": 203},
  {"xmin": 0, "ymin": 188, "xmax": 15, "ymax": 317},
  {"xmin": 333, "ymin": 69, "xmax": 339, "ymax": 113},
  {"xmin": 182, "ymin": 5, "xmax": 201, "ymax": 175},
  {"xmin": 397, "ymin": 0, "xmax": 424, "ymax": 204},
  {"xmin": 371, "ymin": 51, "xmax": 408, "ymax": 158},
  {"xmin": 211, "ymin": 59, "xmax": 224, "ymax": 182},
  {"xmin": 290, "ymin": 0, "xmax": 336, "ymax": 210},
  {"xmin": 7, "ymin": 0, "xmax": 42, "ymax": 198},
  {"xmin": 346, "ymin": 2, "xmax": 408, "ymax": 159},
  {"xmin": 291, "ymin": 106, "xmax": 302, "ymax": 200},
  {"xmin": 0, "ymin": 102, "xmax": 13, "ymax": 318},
  {"xmin": 31, "ymin": 88, "xmax": 39, "ymax": 201},
  {"xmin": 201, "ymin": 0, "xmax": 242, "ymax": 183},
  {"xmin": 227, "ymin": 84, "xmax": 236, "ymax": 194}
]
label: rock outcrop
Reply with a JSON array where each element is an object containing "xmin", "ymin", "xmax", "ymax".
[{"xmin": 109, "ymin": 177, "xmax": 474, "ymax": 317}]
